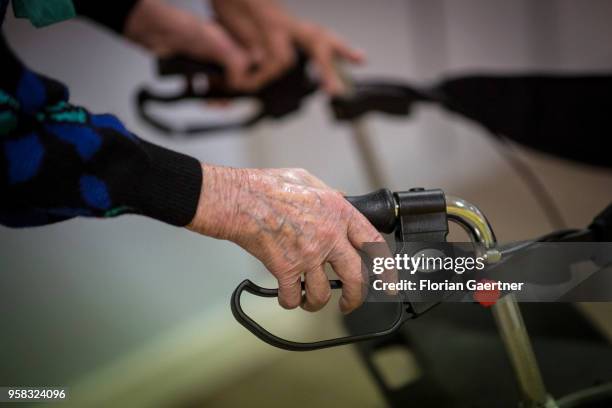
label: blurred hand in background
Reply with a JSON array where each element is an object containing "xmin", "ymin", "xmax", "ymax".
[
  {"xmin": 124, "ymin": 0, "xmax": 365, "ymax": 94},
  {"xmin": 211, "ymin": 0, "xmax": 365, "ymax": 94}
]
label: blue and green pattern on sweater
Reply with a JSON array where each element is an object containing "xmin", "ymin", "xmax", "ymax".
[{"xmin": 0, "ymin": 64, "xmax": 143, "ymax": 227}]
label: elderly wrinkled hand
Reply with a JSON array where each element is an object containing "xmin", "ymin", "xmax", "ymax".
[
  {"xmin": 187, "ymin": 165, "xmax": 385, "ymax": 313},
  {"xmin": 211, "ymin": 0, "xmax": 365, "ymax": 94}
]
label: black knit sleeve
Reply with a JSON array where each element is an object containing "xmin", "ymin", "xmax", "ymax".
[
  {"xmin": 73, "ymin": 0, "xmax": 140, "ymax": 33},
  {"xmin": 0, "ymin": 36, "xmax": 202, "ymax": 228}
]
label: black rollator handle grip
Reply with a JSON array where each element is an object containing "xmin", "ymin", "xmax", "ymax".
[{"xmin": 345, "ymin": 188, "xmax": 397, "ymax": 234}]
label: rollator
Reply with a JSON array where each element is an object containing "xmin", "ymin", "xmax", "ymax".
[{"xmin": 136, "ymin": 53, "xmax": 612, "ymax": 408}]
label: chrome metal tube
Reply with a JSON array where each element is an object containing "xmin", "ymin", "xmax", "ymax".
[
  {"xmin": 446, "ymin": 196, "xmax": 556, "ymax": 407},
  {"xmin": 336, "ymin": 59, "xmax": 552, "ymax": 404}
]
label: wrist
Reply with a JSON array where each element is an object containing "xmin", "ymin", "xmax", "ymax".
[
  {"xmin": 187, "ymin": 164, "xmax": 248, "ymax": 240},
  {"xmin": 121, "ymin": 140, "xmax": 203, "ymax": 226}
]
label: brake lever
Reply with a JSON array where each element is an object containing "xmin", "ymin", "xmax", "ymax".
[
  {"xmin": 136, "ymin": 51, "xmax": 317, "ymax": 135},
  {"xmin": 231, "ymin": 279, "xmax": 414, "ymax": 351}
]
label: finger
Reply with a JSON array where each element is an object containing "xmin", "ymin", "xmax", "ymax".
[
  {"xmin": 192, "ymin": 22, "xmax": 253, "ymax": 90},
  {"xmin": 215, "ymin": 11, "xmax": 262, "ymax": 53},
  {"xmin": 328, "ymin": 243, "xmax": 365, "ymax": 314},
  {"xmin": 277, "ymin": 275, "xmax": 302, "ymax": 310},
  {"xmin": 301, "ymin": 265, "xmax": 332, "ymax": 312},
  {"xmin": 347, "ymin": 208, "xmax": 387, "ymax": 251},
  {"xmin": 248, "ymin": 46, "xmax": 265, "ymax": 67},
  {"xmin": 332, "ymin": 38, "xmax": 366, "ymax": 64},
  {"xmin": 310, "ymin": 45, "xmax": 346, "ymax": 96},
  {"xmin": 307, "ymin": 32, "xmax": 365, "ymax": 95},
  {"xmin": 213, "ymin": 11, "xmax": 267, "ymax": 83},
  {"xmin": 347, "ymin": 210, "xmax": 398, "ymax": 294},
  {"xmin": 247, "ymin": 30, "xmax": 295, "ymax": 90},
  {"xmin": 223, "ymin": 52, "xmax": 252, "ymax": 90}
]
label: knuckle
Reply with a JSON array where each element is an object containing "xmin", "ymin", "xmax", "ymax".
[
  {"xmin": 302, "ymin": 244, "xmax": 319, "ymax": 260},
  {"xmin": 342, "ymin": 197, "xmax": 357, "ymax": 210},
  {"xmin": 331, "ymin": 198, "xmax": 350, "ymax": 216},
  {"xmin": 294, "ymin": 167, "xmax": 310, "ymax": 177},
  {"xmin": 331, "ymin": 191, "xmax": 346, "ymax": 205}
]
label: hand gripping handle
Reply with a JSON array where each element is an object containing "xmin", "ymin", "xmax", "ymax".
[
  {"xmin": 135, "ymin": 51, "xmax": 316, "ymax": 135},
  {"xmin": 230, "ymin": 189, "xmax": 405, "ymax": 351}
]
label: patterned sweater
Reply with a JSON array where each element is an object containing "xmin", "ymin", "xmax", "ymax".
[{"xmin": 0, "ymin": 0, "xmax": 202, "ymax": 227}]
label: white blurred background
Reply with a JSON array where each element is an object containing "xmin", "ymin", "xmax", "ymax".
[{"xmin": 1, "ymin": 1, "xmax": 612, "ymax": 407}]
